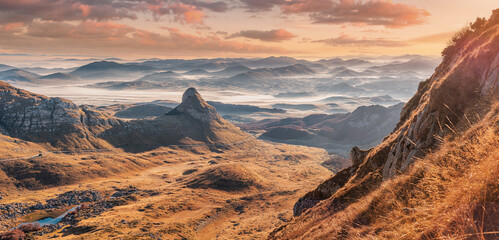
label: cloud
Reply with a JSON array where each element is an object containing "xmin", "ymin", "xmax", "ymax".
[
  {"xmin": 26, "ymin": 21, "xmax": 135, "ymax": 39},
  {"xmin": 156, "ymin": 3, "xmax": 206, "ymax": 24},
  {"xmin": 240, "ymin": 0, "xmax": 285, "ymax": 11},
  {"xmin": 241, "ymin": 0, "xmax": 430, "ymax": 28},
  {"xmin": 228, "ymin": 28, "xmax": 297, "ymax": 42},
  {"xmin": 0, "ymin": 53, "xmax": 31, "ymax": 56},
  {"xmin": 315, "ymin": 31, "xmax": 454, "ymax": 49},
  {"xmin": 315, "ymin": 34, "xmax": 408, "ymax": 47},
  {"xmin": 0, "ymin": 0, "xmax": 137, "ymax": 24},
  {"xmin": 409, "ymin": 31, "xmax": 455, "ymax": 44},
  {"xmin": 0, "ymin": 21, "xmax": 289, "ymax": 56},
  {"xmin": 0, "ymin": 0, "xmax": 230, "ymax": 25},
  {"xmin": 0, "ymin": 22, "xmax": 24, "ymax": 33},
  {"xmin": 180, "ymin": 0, "xmax": 229, "ymax": 12},
  {"xmin": 143, "ymin": 0, "xmax": 228, "ymax": 24}
]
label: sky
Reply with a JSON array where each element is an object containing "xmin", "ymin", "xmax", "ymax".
[{"xmin": 0, "ymin": 0, "xmax": 497, "ymax": 60}]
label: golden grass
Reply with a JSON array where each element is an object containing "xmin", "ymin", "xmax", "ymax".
[
  {"xmin": 352, "ymin": 120, "xmax": 498, "ymax": 240},
  {"xmin": 274, "ymin": 103, "xmax": 498, "ymax": 240},
  {"xmin": 0, "ymin": 140, "xmax": 332, "ymax": 239}
]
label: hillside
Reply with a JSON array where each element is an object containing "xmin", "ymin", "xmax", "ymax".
[
  {"xmin": 270, "ymin": 9, "xmax": 499, "ymax": 239},
  {"xmin": 113, "ymin": 104, "xmax": 173, "ymax": 119},
  {"xmin": 0, "ymin": 81, "xmax": 118, "ymax": 150},
  {"xmin": 0, "ymin": 69, "xmax": 40, "ymax": 83}
]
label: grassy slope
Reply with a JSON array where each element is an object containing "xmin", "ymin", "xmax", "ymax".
[
  {"xmin": 270, "ymin": 102, "xmax": 498, "ymax": 240},
  {"xmin": 270, "ymin": 12, "xmax": 499, "ymax": 240}
]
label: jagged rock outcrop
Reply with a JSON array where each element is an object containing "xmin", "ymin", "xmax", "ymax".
[
  {"xmin": 166, "ymin": 87, "xmax": 220, "ymax": 123},
  {"xmin": 350, "ymin": 146, "xmax": 370, "ymax": 166},
  {"xmin": 292, "ymin": 10, "xmax": 499, "ymax": 217},
  {"xmin": 102, "ymin": 87, "xmax": 249, "ymax": 148},
  {"xmin": 0, "ymin": 81, "xmax": 119, "ymax": 149}
]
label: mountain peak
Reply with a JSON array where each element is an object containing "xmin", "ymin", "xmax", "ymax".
[
  {"xmin": 181, "ymin": 87, "xmax": 203, "ymax": 104},
  {"xmin": 167, "ymin": 87, "xmax": 220, "ymax": 123}
]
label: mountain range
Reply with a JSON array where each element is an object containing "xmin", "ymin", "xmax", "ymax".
[{"xmin": 241, "ymin": 103, "xmax": 404, "ymax": 153}]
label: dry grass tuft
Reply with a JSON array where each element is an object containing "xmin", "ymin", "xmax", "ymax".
[{"xmin": 351, "ymin": 115, "xmax": 499, "ymax": 240}]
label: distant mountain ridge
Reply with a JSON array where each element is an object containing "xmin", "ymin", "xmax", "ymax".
[
  {"xmin": 241, "ymin": 103, "xmax": 404, "ymax": 151},
  {"xmin": 70, "ymin": 61, "xmax": 157, "ymax": 79},
  {"xmin": 0, "ymin": 69, "xmax": 40, "ymax": 83},
  {"xmin": 368, "ymin": 57, "xmax": 439, "ymax": 73},
  {"xmin": 226, "ymin": 64, "xmax": 315, "ymax": 83}
]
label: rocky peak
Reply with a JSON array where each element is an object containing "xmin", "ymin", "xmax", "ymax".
[
  {"xmin": 167, "ymin": 87, "xmax": 221, "ymax": 123},
  {"xmin": 0, "ymin": 83, "xmax": 248, "ymax": 150}
]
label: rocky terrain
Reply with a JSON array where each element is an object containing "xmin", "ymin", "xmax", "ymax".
[{"xmin": 269, "ymin": 9, "xmax": 499, "ymax": 239}]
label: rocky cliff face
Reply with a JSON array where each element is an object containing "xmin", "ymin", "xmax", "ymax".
[
  {"xmin": 293, "ymin": 10, "xmax": 499, "ymax": 216},
  {"xmin": 0, "ymin": 82, "xmax": 119, "ymax": 149}
]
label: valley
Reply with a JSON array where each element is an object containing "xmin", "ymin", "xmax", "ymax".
[
  {"xmin": 0, "ymin": 140, "xmax": 331, "ymax": 239},
  {"xmin": 0, "ymin": 83, "xmax": 335, "ymax": 239},
  {"xmin": 0, "ymin": 5, "xmax": 497, "ymax": 240}
]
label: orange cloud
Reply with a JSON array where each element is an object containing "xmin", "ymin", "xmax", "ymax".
[
  {"xmin": 26, "ymin": 21, "xmax": 134, "ymax": 40},
  {"xmin": 74, "ymin": 3, "xmax": 91, "ymax": 17},
  {"xmin": 0, "ymin": 21, "xmax": 289, "ymax": 56},
  {"xmin": 148, "ymin": 2, "xmax": 205, "ymax": 24},
  {"xmin": 228, "ymin": 28, "xmax": 297, "ymax": 42},
  {"xmin": 172, "ymin": 4, "xmax": 205, "ymax": 24},
  {"xmin": 2, "ymin": 22, "xmax": 24, "ymax": 32},
  {"xmin": 242, "ymin": 0, "xmax": 430, "ymax": 28}
]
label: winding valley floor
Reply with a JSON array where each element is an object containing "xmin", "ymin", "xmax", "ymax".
[{"xmin": 0, "ymin": 141, "xmax": 332, "ymax": 239}]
